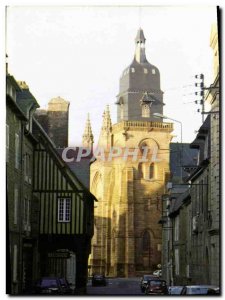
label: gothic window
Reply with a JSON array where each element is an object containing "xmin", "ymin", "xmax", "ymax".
[
  {"xmin": 143, "ymin": 231, "xmax": 150, "ymax": 252},
  {"xmin": 144, "ymin": 68, "xmax": 148, "ymax": 74},
  {"xmin": 142, "ymin": 104, "xmax": 150, "ymax": 118},
  {"xmin": 149, "ymin": 163, "xmax": 154, "ymax": 179},
  {"xmin": 131, "ymin": 68, "xmax": 135, "ymax": 73},
  {"xmin": 152, "ymin": 69, "xmax": 156, "ymax": 74},
  {"xmin": 138, "ymin": 163, "xmax": 143, "ymax": 179}
]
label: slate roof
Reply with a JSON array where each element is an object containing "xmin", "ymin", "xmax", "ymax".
[
  {"xmin": 169, "ymin": 188, "xmax": 191, "ymax": 216},
  {"xmin": 170, "ymin": 143, "xmax": 198, "ymax": 181},
  {"xmin": 57, "ymin": 148, "xmax": 93, "ymax": 189},
  {"xmin": 135, "ymin": 28, "xmax": 146, "ymax": 42},
  {"xmin": 190, "ymin": 115, "xmax": 210, "ymax": 148},
  {"xmin": 16, "ymin": 87, "xmax": 39, "ymax": 115}
]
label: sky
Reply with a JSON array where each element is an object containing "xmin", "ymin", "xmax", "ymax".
[{"xmin": 6, "ymin": 5, "xmax": 218, "ymax": 146}]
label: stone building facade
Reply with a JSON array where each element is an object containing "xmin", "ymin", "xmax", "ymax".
[
  {"xmin": 160, "ymin": 144, "xmax": 198, "ymax": 285},
  {"xmin": 89, "ymin": 29, "xmax": 173, "ymax": 277},
  {"xmin": 205, "ymin": 23, "xmax": 220, "ymax": 286},
  {"xmin": 6, "ymin": 75, "xmax": 40, "ymax": 294},
  {"xmin": 160, "ymin": 23, "xmax": 220, "ymax": 288},
  {"xmin": 6, "ymin": 72, "xmax": 95, "ymax": 294}
]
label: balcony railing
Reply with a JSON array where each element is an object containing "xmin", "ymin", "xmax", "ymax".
[{"xmin": 113, "ymin": 120, "xmax": 173, "ymax": 132}]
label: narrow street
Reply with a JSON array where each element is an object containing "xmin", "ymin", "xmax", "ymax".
[{"xmin": 87, "ymin": 277, "xmax": 144, "ymax": 295}]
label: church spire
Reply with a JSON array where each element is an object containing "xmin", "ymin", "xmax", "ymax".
[
  {"xmin": 82, "ymin": 113, "xmax": 94, "ymax": 148},
  {"xmin": 102, "ymin": 105, "xmax": 112, "ymax": 132},
  {"xmin": 98, "ymin": 105, "xmax": 112, "ymax": 148},
  {"xmin": 134, "ymin": 28, "xmax": 147, "ymax": 64}
]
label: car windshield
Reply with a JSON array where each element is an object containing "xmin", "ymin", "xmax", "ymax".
[
  {"xmin": 170, "ymin": 287, "xmax": 183, "ymax": 294},
  {"xmin": 149, "ymin": 280, "xmax": 166, "ymax": 287},
  {"xmin": 188, "ymin": 287, "xmax": 208, "ymax": 294},
  {"xmin": 143, "ymin": 275, "xmax": 153, "ymax": 280},
  {"xmin": 41, "ymin": 279, "xmax": 58, "ymax": 287}
]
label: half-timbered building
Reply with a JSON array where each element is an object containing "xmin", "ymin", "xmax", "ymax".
[
  {"xmin": 6, "ymin": 71, "xmax": 95, "ymax": 294},
  {"xmin": 32, "ymin": 118, "xmax": 95, "ymax": 292}
]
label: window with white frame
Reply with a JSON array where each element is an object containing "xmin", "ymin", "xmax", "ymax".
[
  {"xmin": 174, "ymin": 215, "xmax": 179, "ymax": 241},
  {"xmin": 15, "ymin": 133, "xmax": 20, "ymax": 169},
  {"xmin": 58, "ymin": 198, "xmax": 71, "ymax": 222}
]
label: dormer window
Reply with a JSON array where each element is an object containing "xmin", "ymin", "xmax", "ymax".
[{"xmin": 142, "ymin": 104, "xmax": 150, "ymax": 118}]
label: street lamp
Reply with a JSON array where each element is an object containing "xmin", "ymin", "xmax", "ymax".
[{"xmin": 153, "ymin": 113, "xmax": 183, "ymax": 182}]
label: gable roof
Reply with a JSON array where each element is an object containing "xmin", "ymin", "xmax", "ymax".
[{"xmin": 32, "ymin": 118, "xmax": 96, "ymax": 201}]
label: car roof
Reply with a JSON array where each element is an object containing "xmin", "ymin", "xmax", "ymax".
[{"xmin": 185, "ymin": 285, "xmax": 218, "ymax": 288}]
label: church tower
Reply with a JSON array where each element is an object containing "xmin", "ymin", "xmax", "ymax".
[
  {"xmin": 116, "ymin": 28, "xmax": 164, "ymax": 122},
  {"xmin": 82, "ymin": 113, "xmax": 94, "ymax": 149},
  {"xmin": 89, "ymin": 29, "xmax": 173, "ymax": 277}
]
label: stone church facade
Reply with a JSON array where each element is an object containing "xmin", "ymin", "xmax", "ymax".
[{"xmin": 89, "ymin": 29, "xmax": 173, "ymax": 277}]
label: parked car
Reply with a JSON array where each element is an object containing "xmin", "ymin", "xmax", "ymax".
[
  {"xmin": 59, "ymin": 277, "xmax": 73, "ymax": 294},
  {"xmin": 92, "ymin": 274, "xmax": 107, "ymax": 286},
  {"xmin": 168, "ymin": 286, "xmax": 184, "ymax": 295},
  {"xmin": 145, "ymin": 279, "xmax": 168, "ymax": 295},
  {"xmin": 181, "ymin": 285, "xmax": 220, "ymax": 295},
  {"xmin": 153, "ymin": 269, "xmax": 162, "ymax": 277},
  {"xmin": 140, "ymin": 274, "xmax": 158, "ymax": 293},
  {"xmin": 34, "ymin": 277, "xmax": 64, "ymax": 294}
]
